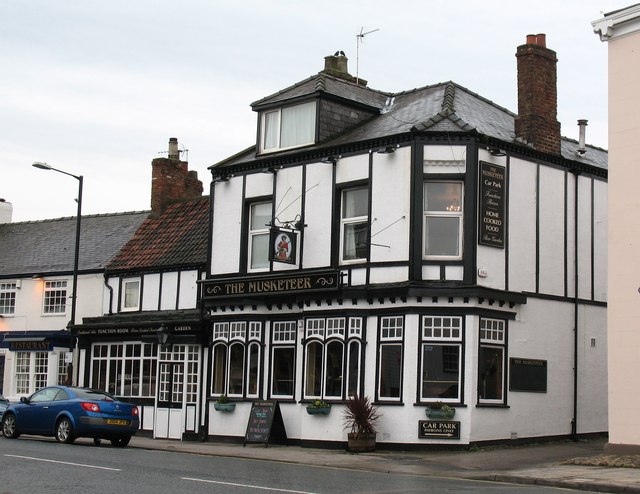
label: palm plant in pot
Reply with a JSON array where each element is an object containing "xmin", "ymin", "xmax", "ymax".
[{"xmin": 343, "ymin": 394, "xmax": 380, "ymax": 452}]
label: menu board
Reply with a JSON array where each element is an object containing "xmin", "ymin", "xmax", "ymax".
[
  {"xmin": 478, "ymin": 161, "xmax": 506, "ymax": 248},
  {"xmin": 244, "ymin": 401, "xmax": 287, "ymax": 446}
]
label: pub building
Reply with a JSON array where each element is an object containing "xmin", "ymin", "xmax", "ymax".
[{"xmin": 200, "ymin": 36, "xmax": 608, "ymax": 447}]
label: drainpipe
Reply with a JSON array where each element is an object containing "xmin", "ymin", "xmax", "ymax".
[
  {"xmin": 103, "ymin": 274, "xmax": 114, "ymax": 315},
  {"xmin": 571, "ymin": 168, "xmax": 580, "ymax": 441}
]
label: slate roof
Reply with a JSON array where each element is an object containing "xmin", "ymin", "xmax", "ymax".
[
  {"xmin": 215, "ymin": 74, "xmax": 608, "ymax": 171},
  {"xmin": 0, "ymin": 211, "xmax": 149, "ymax": 277},
  {"xmin": 106, "ymin": 197, "xmax": 209, "ymax": 273}
]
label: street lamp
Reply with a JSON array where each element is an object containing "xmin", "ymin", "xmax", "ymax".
[{"xmin": 33, "ymin": 161, "xmax": 83, "ymax": 385}]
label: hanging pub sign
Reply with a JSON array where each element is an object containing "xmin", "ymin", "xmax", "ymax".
[
  {"xmin": 478, "ymin": 161, "xmax": 506, "ymax": 248},
  {"xmin": 270, "ymin": 228, "xmax": 297, "ymax": 264}
]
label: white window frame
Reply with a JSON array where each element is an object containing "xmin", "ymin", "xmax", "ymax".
[
  {"xmin": 122, "ymin": 278, "xmax": 141, "ymax": 312},
  {"xmin": 248, "ymin": 201, "xmax": 272, "ymax": 272},
  {"xmin": 90, "ymin": 342, "xmax": 158, "ymax": 398},
  {"xmin": 420, "ymin": 316, "xmax": 463, "ymax": 403},
  {"xmin": 340, "ymin": 187, "xmax": 369, "ymax": 264},
  {"xmin": 260, "ymin": 101, "xmax": 317, "ymax": 153},
  {"xmin": 478, "ymin": 318, "xmax": 506, "ymax": 405},
  {"xmin": 377, "ymin": 316, "xmax": 404, "ymax": 401},
  {"xmin": 15, "ymin": 351, "xmax": 49, "ymax": 395},
  {"xmin": 42, "ymin": 280, "xmax": 68, "ymax": 315},
  {"xmin": 423, "ymin": 181, "xmax": 464, "ymax": 260},
  {"xmin": 270, "ymin": 321, "xmax": 297, "ymax": 399},
  {"xmin": 210, "ymin": 321, "xmax": 263, "ymax": 399},
  {"xmin": 0, "ymin": 281, "xmax": 17, "ymax": 315}
]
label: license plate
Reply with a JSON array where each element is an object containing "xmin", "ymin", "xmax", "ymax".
[{"xmin": 106, "ymin": 419, "xmax": 129, "ymax": 426}]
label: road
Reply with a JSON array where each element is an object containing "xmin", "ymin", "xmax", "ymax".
[{"xmin": 0, "ymin": 437, "xmax": 598, "ymax": 493}]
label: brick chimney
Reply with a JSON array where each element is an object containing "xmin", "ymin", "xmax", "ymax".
[
  {"xmin": 322, "ymin": 51, "xmax": 367, "ymax": 86},
  {"xmin": 150, "ymin": 137, "xmax": 203, "ymax": 215},
  {"xmin": 515, "ymin": 34, "xmax": 561, "ymax": 155}
]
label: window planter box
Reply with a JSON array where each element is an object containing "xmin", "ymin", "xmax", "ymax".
[
  {"xmin": 306, "ymin": 406, "xmax": 331, "ymax": 415},
  {"xmin": 425, "ymin": 408, "xmax": 455, "ymax": 420},
  {"xmin": 214, "ymin": 402, "xmax": 236, "ymax": 412}
]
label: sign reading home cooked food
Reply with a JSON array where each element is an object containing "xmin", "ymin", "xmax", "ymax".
[
  {"xmin": 418, "ymin": 420, "xmax": 461, "ymax": 439},
  {"xmin": 478, "ymin": 161, "xmax": 506, "ymax": 248}
]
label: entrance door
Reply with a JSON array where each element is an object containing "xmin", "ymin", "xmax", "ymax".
[{"xmin": 153, "ymin": 344, "xmax": 200, "ymax": 440}]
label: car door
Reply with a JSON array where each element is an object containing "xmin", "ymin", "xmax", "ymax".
[{"xmin": 17, "ymin": 387, "xmax": 61, "ymax": 434}]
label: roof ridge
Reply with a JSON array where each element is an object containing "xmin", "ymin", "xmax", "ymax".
[{"xmin": 2, "ymin": 210, "xmax": 151, "ymax": 226}]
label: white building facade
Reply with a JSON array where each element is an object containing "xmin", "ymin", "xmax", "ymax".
[{"xmin": 200, "ymin": 39, "xmax": 608, "ymax": 447}]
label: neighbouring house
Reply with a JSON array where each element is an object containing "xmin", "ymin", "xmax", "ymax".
[
  {"xmin": 593, "ymin": 4, "xmax": 640, "ymax": 454},
  {"xmin": 72, "ymin": 138, "xmax": 209, "ymax": 440},
  {"xmin": 200, "ymin": 36, "xmax": 608, "ymax": 447},
  {"xmin": 0, "ymin": 200, "xmax": 148, "ymax": 399}
]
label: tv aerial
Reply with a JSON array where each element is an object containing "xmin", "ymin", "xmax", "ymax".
[{"xmin": 356, "ymin": 26, "xmax": 379, "ymax": 84}]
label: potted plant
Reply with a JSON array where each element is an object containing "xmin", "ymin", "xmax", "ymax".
[
  {"xmin": 343, "ymin": 394, "xmax": 380, "ymax": 452},
  {"xmin": 213, "ymin": 394, "xmax": 236, "ymax": 412},
  {"xmin": 306, "ymin": 399, "xmax": 331, "ymax": 415},
  {"xmin": 425, "ymin": 401, "xmax": 455, "ymax": 419}
]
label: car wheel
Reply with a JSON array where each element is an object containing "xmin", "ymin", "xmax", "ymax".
[
  {"xmin": 110, "ymin": 436, "xmax": 131, "ymax": 448},
  {"xmin": 55, "ymin": 417, "xmax": 76, "ymax": 444},
  {"xmin": 93, "ymin": 438, "xmax": 102, "ymax": 446},
  {"xmin": 2, "ymin": 414, "xmax": 20, "ymax": 439}
]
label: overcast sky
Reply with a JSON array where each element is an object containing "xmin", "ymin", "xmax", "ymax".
[{"xmin": 2, "ymin": 0, "xmax": 623, "ymax": 222}]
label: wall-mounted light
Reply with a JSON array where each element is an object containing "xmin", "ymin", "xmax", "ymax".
[
  {"xmin": 157, "ymin": 323, "xmax": 172, "ymax": 349},
  {"xmin": 487, "ymin": 146, "xmax": 506, "ymax": 157},
  {"xmin": 376, "ymin": 145, "xmax": 397, "ymax": 154},
  {"xmin": 31, "ymin": 274, "xmax": 43, "ymax": 280}
]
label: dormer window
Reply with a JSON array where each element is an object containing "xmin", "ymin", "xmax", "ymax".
[{"xmin": 260, "ymin": 101, "xmax": 316, "ymax": 153}]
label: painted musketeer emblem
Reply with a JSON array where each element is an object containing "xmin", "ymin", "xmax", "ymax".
[{"xmin": 271, "ymin": 228, "xmax": 296, "ymax": 264}]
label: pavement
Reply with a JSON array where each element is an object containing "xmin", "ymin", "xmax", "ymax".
[{"xmin": 127, "ymin": 435, "xmax": 640, "ymax": 493}]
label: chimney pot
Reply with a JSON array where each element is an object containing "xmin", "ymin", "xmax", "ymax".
[{"xmin": 168, "ymin": 137, "xmax": 179, "ymax": 160}]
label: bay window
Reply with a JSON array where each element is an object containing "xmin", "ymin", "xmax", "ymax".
[
  {"xmin": 377, "ymin": 316, "xmax": 404, "ymax": 401},
  {"xmin": 478, "ymin": 318, "xmax": 506, "ymax": 404},
  {"xmin": 303, "ymin": 317, "xmax": 364, "ymax": 400},
  {"xmin": 420, "ymin": 316, "xmax": 463, "ymax": 403},
  {"xmin": 211, "ymin": 321, "xmax": 263, "ymax": 399}
]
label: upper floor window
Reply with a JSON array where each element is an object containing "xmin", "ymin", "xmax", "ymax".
[
  {"xmin": 122, "ymin": 278, "xmax": 140, "ymax": 311},
  {"xmin": 478, "ymin": 318, "xmax": 506, "ymax": 404},
  {"xmin": 261, "ymin": 101, "xmax": 316, "ymax": 153},
  {"xmin": 0, "ymin": 282, "xmax": 17, "ymax": 315},
  {"xmin": 340, "ymin": 187, "xmax": 369, "ymax": 263},
  {"xmin": 423, "ymin": 181, "xmax": 463, "ymax": 259},
  {"xmin": 248, "ymin": 201, "xmax": 272, "ymax": 272},
  {"xmin": 43, "ymin": 280, "xmax": 67, "ymax": 315}
]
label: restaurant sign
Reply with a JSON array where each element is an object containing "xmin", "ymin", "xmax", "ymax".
[
  {"xmin": 202, "ymin": 271, "xmax": 340, "ymax": 299},
  {"xmin": 478, "ymin": 161, "xmax": 506, "ymax": 248}
]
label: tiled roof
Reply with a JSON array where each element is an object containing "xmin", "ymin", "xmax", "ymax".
[
  {"xmin": 216, "ymin": 77, "xmax": 607, "ymax": 171},
  {"xmin": 0, "ymin": 211, "xmax": 149, "ymax": 277},
  {"xmin": 106, "ymin": 197, "xmax": 209, "ymax": 272}
]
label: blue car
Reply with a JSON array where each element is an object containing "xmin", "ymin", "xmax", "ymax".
[
  {"xmin": 1, "ymin": 386, "xmax": 139, "ymax": 447},
  {"xmin": 0, "ymin": 395, "xmax": 8, "ymax": 420}
]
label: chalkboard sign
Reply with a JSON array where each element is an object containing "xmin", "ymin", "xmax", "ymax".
[
  {"xmin": 244, "ymin": 401, "xmax": 287, "ymax": 447},
  {"xmin": 509, "ymin": 358, "xmax": 547, "ymax": 392}
]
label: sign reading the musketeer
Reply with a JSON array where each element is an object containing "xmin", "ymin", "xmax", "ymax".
[
  {"xmin": 478, "ymin": 161, "xmax": 506, "ymax": 248},
  {"xmin": 202, "ymin": 271, "xmax": 340, "ymax": 299}
]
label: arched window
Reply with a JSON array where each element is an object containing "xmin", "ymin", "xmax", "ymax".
[{"xmin": 303, "ymin": 317, "xmax": 364, "ymax": 400}]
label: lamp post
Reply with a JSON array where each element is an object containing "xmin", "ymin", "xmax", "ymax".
[{"xmin": 33, "ymin": 161, "xmax": 83, "ymax": 385}]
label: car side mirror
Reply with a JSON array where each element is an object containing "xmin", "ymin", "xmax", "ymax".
[{"xmin": 20, "ymin": 397, "xmax": 29, "ymax": 404}]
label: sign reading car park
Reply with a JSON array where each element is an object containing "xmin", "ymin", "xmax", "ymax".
[{"xmin": 418, "ymin": 420, "xmax": 460, "ymax": 439}]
